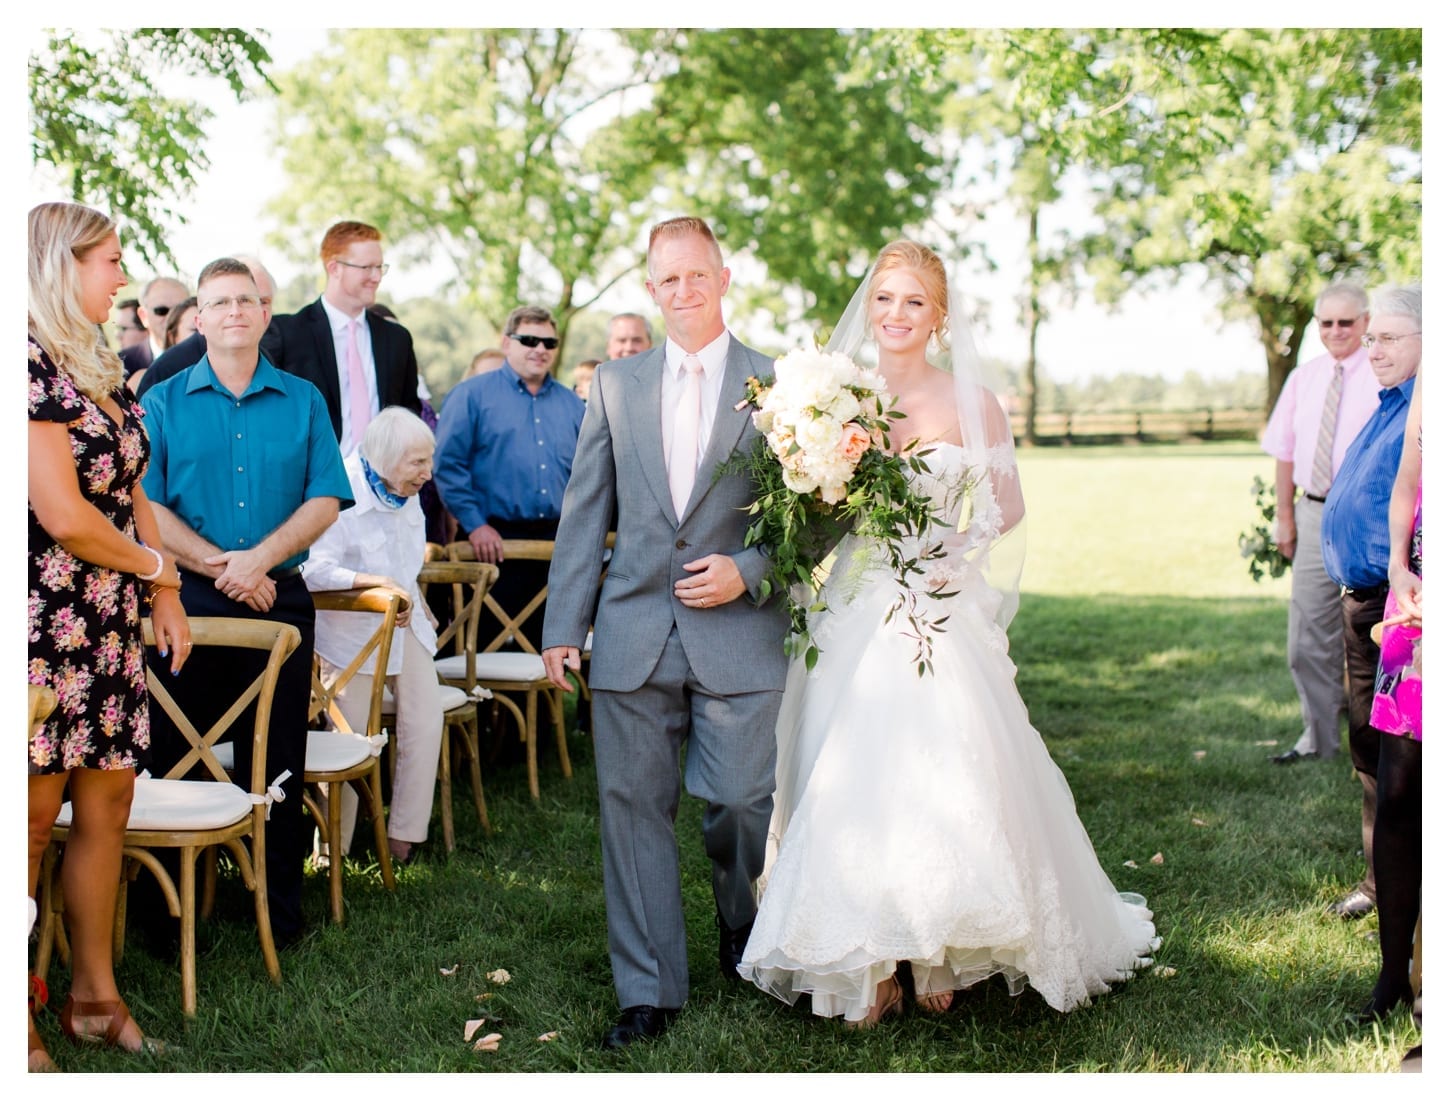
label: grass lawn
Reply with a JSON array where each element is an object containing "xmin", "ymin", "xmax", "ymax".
[{"xmin": 30, "ymin": 443, "xmax": 1420, "ymax": 1074}]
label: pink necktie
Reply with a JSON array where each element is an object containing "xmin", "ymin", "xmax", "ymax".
[
  {"xmin": 668, "ymin": 355, "xmax": 705, "ymax": 518},
  {"xmin": 346, "ymin": 318, "xmax": 371, "ymax": 451}
]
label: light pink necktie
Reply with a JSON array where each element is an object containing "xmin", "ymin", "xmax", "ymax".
[
  {"xmin": 346, "ymin": 318, "xmax": 372, "ymax": 451},
  {"xmin": 668, "ymin": 355, "xmax": 705, "ymax": 518}
]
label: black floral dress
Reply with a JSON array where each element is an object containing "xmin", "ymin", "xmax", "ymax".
[{"xmin": 28, "ymin": 339, "xmax": 151, "ymax": 774}]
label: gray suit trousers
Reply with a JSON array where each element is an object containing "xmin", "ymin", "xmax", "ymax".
[
  {"xmin": 1288, "ymin": 496, "xmax": 1346, "ymax": 757},
  {"xmin": 593, "ymin": 626, "xmax": 781, "ymax": 1010}
]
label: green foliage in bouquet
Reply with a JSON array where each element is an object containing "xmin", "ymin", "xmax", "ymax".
[{"xmin": 1238, "ymin": 474, "xmax": 1292, "ymax": 582}]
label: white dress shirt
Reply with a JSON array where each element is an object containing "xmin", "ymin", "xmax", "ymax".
[
  {"xmin": 303, "ymin": 453, "xmax": 436, "ymax": 676},
  {"xmin": 660, "ymin": 329, "xmax": 732, "ymax": 468},
  {"xmin": 320, "ymin": 296, "xmax": 381, "ymax": 456}
]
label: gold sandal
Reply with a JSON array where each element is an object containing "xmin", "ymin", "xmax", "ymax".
[
  {"xmin": 845, "ymin": 975, "xmax": 904, "ymax": 1029},
  {"xmin": 58, "ymin": 996, "xmax": 166, "ymax": 1055},
  {"xmin": 916, "ymin": 988, "xmax": 954, "ymax": 1014}
]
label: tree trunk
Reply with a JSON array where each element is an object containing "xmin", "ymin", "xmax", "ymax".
[
  {"xmin": 1022, "ymin": 204, "xmax": 1041, "ymax": 446},
  {"xmin": 1256, "ymin": 294, "xmax": 1311, "ymax": 413}
]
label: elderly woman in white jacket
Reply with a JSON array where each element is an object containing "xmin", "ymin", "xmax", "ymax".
[{"xmin": 303, "ymin": 407, "xmax": 443, "ymax": 864}]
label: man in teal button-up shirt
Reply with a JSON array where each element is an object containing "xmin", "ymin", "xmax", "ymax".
[{"xmin": 139, "ymin": 256, "xmax": 352, "ymax": 946}]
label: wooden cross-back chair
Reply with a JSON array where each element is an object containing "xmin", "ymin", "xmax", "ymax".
[
  {"xmin": 300, "ymin": 587, "xmax": 402, "ymax": 923},
  {"xmin": 36, "ymin": 617, "xmax": 299, "ymax": 1016},
  {"xmin": 413, "ymin": 554, "xmax": 497, "ymax": 845},
  {"xmin": 444, "ymin": 540, "xmax": 570, "ymax": 801}
]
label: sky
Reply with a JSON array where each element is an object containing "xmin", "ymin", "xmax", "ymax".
[{"xmin": 22, "ymin": 20, "xmax": 1291, "ymax": 388}]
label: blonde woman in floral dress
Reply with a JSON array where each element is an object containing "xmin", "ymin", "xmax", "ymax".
[{"xmin": 27, "ymin": 202, "xmax": 189, "ymax": 1069}]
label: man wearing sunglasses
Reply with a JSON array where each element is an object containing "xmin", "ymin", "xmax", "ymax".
[
  {"xmin": 119, "ymin": 275, "xmax": 190, "ymax": 378},
  {"xmin": 434, "ymin": 304, "xmax": 586, "ymax": 647},
  {"xmin": 1260, "ymin": 282, "xmax": 1378, "ymax": 769}
]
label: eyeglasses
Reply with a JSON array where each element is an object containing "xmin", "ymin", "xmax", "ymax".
[
  {"xmin": 1318, "ymin": 318, "xmax": 1361, "ymax": 329},
  {"xmin": 1362, "ymin": 332, "xmax": 1421, "ymax": 348},
  {"xmin": 336, "ymin": 260, "xmax": 390, "ymax": 276},
  {"xmin": 200, "ymin": 295, "xmax": 264, "ymax": 313},
  {"xmin": 509, "ymin": 334, "xmax": 559, "ymax": 350}
]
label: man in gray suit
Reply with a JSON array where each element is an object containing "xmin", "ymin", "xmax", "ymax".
[{"xmin": 543, "ymin": 217, "xmax": 790, "ymax": 1049}]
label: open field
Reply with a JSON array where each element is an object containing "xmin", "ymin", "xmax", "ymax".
[{"xmin": 30, "ymin": 444, "xmax": 1418, "ymax": 1076}]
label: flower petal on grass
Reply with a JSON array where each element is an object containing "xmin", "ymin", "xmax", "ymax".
[
  {"xmin": 439, "ymin": 964, "xmax": 459, "ymax": 976},
  {"xmin": 1192, "ymin": 750, "xmax": 1207, "ymax": 759},
  {"xmin": 472, "ymin": 1033, "xmax": 502, "ymax": 1052},
  {"xmin": 464, "ymin": 1018, "xmax": 489, "ymax": 1042},
  {"xmin": 1191, "ymin": 817, "xmax": 1208, "ymax": 827},
  {"xmin": 486, "ymin": 968, "xmax": 512, "ymax": 984},
  {"xmin": 1150, "ymin": 852, "xmax": 1165, "ymax": 864},
  {"xmin": 1254, "ymin": 740, "xmax": 1278, "ymax": 747},
  {"xmin": 537, "ymin": 1031, "xmax": 560, "ymax": 1042},
  {"xmin": 1152, "ymin": 965, "xmax": 1178, "ymax": 978},
  {"xmin": 1123, "ymin": 860, "xmax": 1139, "ymax": 868}
]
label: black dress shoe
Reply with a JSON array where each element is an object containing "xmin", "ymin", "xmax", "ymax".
[
  {"xmin": 1329, "ymin": 888, "xmax": 1376, "ymax": 920},
  {"xmin": 717, "ymin": 911, "xmax": 754, "ymax": 980},
  {"xmin": 1357, "ymin": 984, "xmax": 1414, "ymax": 1024},
  {"xmin": 1268, "ymin": 749, "xmax": 1316, "ymax": 764},
  {"xmin": 602, "ymin": 1005, "xmax": 677, "ymax": 1050}
]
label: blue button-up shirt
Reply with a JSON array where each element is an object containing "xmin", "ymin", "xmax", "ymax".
[
  {"xmin": 434, "ymin": 364, "xmax": 585, "ymax": 531},
  {"xmin": 1321, "ymin": 376, "xmax": 1416, "ymax": 590},
  {"xmin": 141, "ymin": 355, "xmax": 354, "ymax": 571}
]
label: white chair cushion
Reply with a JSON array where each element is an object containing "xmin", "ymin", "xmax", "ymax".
[
  {"xmin": 436, "ymin": 684, "xmax": 471, "ymax": 711},
  {"xmin": 470, "ymin": 652, "xmax": 547, "ymax": 684},
  {"xmin": 58, "ymin": 776, "xmax": 252, "ymax": 832},
  {"xmin": 305, "ymin": 730, "xmax": 380, "ymax": 773},
  {"xmin": 433, "ymin": 654, "xmax": 469, "ymax": 681},
  {"xmin": 380, "ymin": 682, "xmax": 471, "ymax": 713}
]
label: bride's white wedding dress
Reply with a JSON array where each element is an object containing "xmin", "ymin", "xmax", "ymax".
[{"xmin": 738, "ymin": 444, "xmax": 1159, "ymax": 1021}]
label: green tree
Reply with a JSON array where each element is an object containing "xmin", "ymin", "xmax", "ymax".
[
  {"xmin": 268, "ymin": 29, "xmax": 672, "ymax": 359},
  {"xmin": 266, "ymin": 29, "xmax": 945, "ymax": 365},
  {"xmin": 1067, "ymin": 29, "xmax": 1421, "ymax": 410},
  {"xmin": 625, "ymin": 28, "xmax": 947, "ymax": 328},
  {"xmin": 926, "ymin": 29, "xmax": 1419, "ymax": 419},
  {"xmin": 29, "ymin": 28, "xmax": 273, "ymax": 264}
]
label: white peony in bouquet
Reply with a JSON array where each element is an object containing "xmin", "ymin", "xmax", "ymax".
[{"xmin": 721, "ymin": 347, "xmax": 952, "ymax": 674}]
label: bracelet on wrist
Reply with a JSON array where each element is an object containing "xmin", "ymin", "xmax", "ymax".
[{"xmin": 137, "ymin": 545, "xmax": 165, "ymax": 582}]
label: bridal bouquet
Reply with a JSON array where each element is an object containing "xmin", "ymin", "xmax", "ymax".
[{"xmin": 721, "ymin": 347, "xmax": 951, "ymax": 675}]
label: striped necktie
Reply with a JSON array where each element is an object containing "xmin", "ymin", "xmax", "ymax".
[{"xmin": 1308, "ymin": 361, "xmax": 1343, "ymax": 497}]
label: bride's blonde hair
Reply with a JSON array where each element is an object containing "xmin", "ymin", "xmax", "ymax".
[
  {"xmin": 28, "ymin": 202, "xmax": 125, "ymax": 401},
  {"xmin": 867, "ymin": 240, "xmax": 951, "ymax": 350}
]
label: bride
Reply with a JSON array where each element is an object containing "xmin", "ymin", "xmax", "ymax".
[{"xmin": 737, "ymin": 241, "xmax": 1159, "ymax": 1026}]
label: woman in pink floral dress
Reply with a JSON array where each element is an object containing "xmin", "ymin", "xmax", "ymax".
[{"xmin": 27, "ymin": 202, "xmax": 189, "ymax": 1069}]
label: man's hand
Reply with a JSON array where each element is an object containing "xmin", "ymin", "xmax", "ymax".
[
  {"xmin": 205, "ymin": 548, "xmax": 276, "ymax": 609},
  {"xmin": 469, "ymin": 523, "xmax": 505, "ymax": 565},
  {"xmin": 543, "ymin": 645, "xmax": 581, "ymax": 692},
  {"xmin": 673, "ymin": 554, "xmax": 747, "ymax": 610},
  {"xmin": 1274, "ymin": 518, "xmax": 1297, "ymax": 561}
]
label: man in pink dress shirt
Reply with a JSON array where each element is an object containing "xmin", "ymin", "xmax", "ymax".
[{"xmin": 1260, "ymin": 282, "xmax": 1377, "ymax": 767}]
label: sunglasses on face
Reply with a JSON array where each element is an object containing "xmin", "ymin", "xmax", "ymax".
[
  {"xmin": 509, "ymin": 333, "xmax": 559, "ymax": 350},
  {"xmin": 1318, "ymin": 318, "xmax": 1359, "ymax": 329}
]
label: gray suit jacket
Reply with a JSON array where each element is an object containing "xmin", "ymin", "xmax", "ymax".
[{"xmin": 543, "ymin": 337, "xmax": 790, "ymax": 695}]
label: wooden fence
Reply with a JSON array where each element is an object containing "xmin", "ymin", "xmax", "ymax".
[{"xmin": 1009, "ymin": 408, "xmax": 1263, "ymax": 445}]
